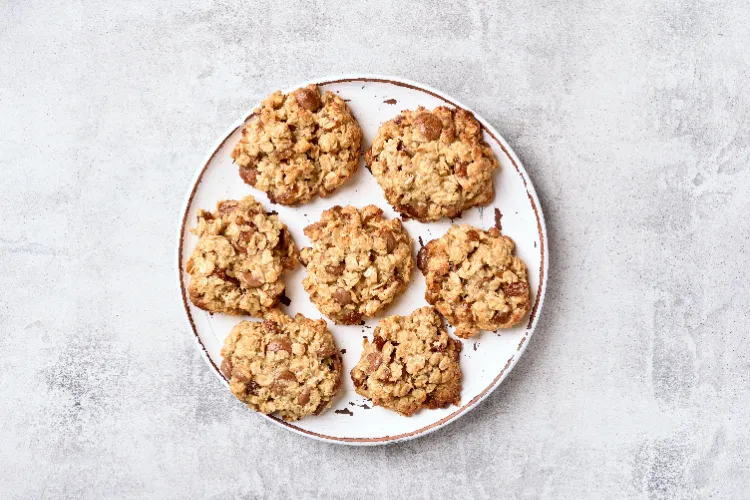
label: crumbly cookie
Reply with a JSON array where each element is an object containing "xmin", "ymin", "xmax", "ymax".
[
  {"xmin": 299, "ymin": 205, "xmax": 414, "ymax": 325},
  {"xmin": 220, "ymin": 310, "xmax": 342, "ymax": 421},
  {"xmin": 185, "ymin": 196, "xmax": 298, "ymax": 316},
  {"xmin": 231, "ymin": 84, "xmax": 363, "ymax": 205},
  {"xmin": 364, "ymin": 106, "xmax": 498, "ymax": 222},
  {"xmin": 350, "ymin": 307, "xmax": 462, "ymax": 416},
  {"xmin": 418, "ymin": 225, "xmax": 530, "ymax": 338}
]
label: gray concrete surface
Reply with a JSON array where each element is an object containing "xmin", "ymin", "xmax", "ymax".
[{"xmin": 2, "ymin": 0, "xmax": 749, "ymax": 498}]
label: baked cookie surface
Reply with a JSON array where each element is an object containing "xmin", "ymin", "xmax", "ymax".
[
  {"xmin": 185, "ymin": 196, "xmax": 298, "ymax": 316},
  {"xmin": 418, "ymin": 225, "xmax": 530, "ymax": 338},
  {"xmin": 365, "ymin": 106, "xmax": 498, "ymax": 221},
  {"xmin": 220, "ymin": 310, "xmax": 342, "ymax": 421},
  {"xmin": 299, "ymin": 205, "xmax": 414, "ymax": 325},
  {"xmin": 231, "ymin": 84, "xmax": 362, "ymax": 205},
  {"xmin": 350, "ymin": 307, "xmax": 462, "ymax": 416}
]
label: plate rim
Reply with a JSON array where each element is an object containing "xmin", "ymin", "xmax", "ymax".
[{"xmin": 175, "ymin": 74, "xmax": 548, "ymax": 446}]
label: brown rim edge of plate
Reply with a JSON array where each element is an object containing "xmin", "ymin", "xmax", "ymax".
[{"xmin": 178, "ymin": 77, "xmax": 547, "ymax": 444}]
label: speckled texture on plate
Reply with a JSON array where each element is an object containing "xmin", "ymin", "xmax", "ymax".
[{"xmin": 3, "ymin": 0, "xmax": 750, "ymax": 498}]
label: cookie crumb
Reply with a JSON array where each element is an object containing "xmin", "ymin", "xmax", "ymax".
[
  {"xmin": 349, "ymin": 402, "xmax": 371, "ymax": 409},
  {"xmin": 494, "ymin": 208, "xmax": 503, "ymax": 231},
  {"xmin": 383, "ymin": 98, "xmax": 397, "ymax": 105},
  {"xmin": 335, "ymin": 408, "xmax": 354, "ymax": 416}
]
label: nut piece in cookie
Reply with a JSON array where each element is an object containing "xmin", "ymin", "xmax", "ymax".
[
  {"xmin": 365, "ymin": 105, "xmax": 498, "ymax": 222},
  {"xmin": 220, "ymin": 310, "xmax": 342, "ymax": 421},
  {"xmin": 185, "ymin": 196, "xmax": 298, "ymax": 317},
  {"xmin": 418, "ymin": 225, "xmax": 530, "ymax": 338},
  {"xmin": 350, "ymin": 307, "xmax": 462, "ymax": 416},
  {"xmin": 299, "ymin": 205, "xmax": 414, "ymax": 325},
  {"xmin": 231, "ymin": 84, "xmax": 363, "ymax": 205}
]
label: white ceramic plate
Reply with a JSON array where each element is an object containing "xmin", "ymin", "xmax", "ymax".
[{"xmin": 177, "ymin": 75, "xmax": 547, "ymax": 445}]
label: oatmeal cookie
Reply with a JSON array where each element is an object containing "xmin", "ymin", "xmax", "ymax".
[
  {"xmin": 350, "ymin": 307, "xmax": 462, "ymax": 416},
  {"xmin": 185, "ymin": 196, "xmax": 298, "ymax": 316},
  {"xmin": 299, "ymin": 205, "xmax": 414, "ymax": 325},
  {"xmin": 418, "ymin": 225, "xmax": 530, "ymax": 338},
  {"xmin": 231, "ymin": 84, "xmax": 363, "ymax": 205},
  {"xmin": 220, "ymin": 310, "xmax": 342, "ymax": 421},
  {"xmin": 364, "ymin": 106, "xmax": 498, "ymax": 222}
]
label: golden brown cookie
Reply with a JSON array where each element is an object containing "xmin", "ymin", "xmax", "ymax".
[
  {"xmin": 418, "ymin": 225, "xmax": 530, "ymax": 338},
  {"xmin": 220, "ymin": 310, "xmax": 342, "ymax": 421},
  {"xmin": 185, "ymin": 196, "xmax": 297, "ymax": 317},
  {"xmin": 364, "ymin": 106, "xmax": 498, "ymax": 221},
  {"xmin": 350, "ymin": 307, "xmax": 462, "ymax": 416},
  {"xmin": 299, "ymin": 205, "xmax": 414, "ymax": 325},
  {"xmin": 231, "ymin": 84, "xmax": 363, "ymax": 205}
]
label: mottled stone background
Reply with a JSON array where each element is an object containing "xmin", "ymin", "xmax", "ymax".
[{"xmin": 2, "ymin": 0, "xmax": 749, "ymax": 498}]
